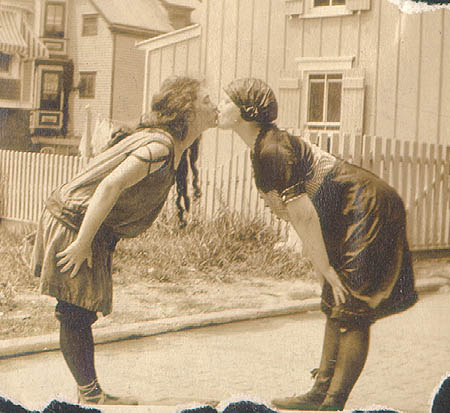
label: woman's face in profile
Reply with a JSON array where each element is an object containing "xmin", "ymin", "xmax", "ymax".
[
  {"xmin": 217, "ymin": 95, "xmax": 241, "ymax": 129},
  {"xmin": 192, "ymin": 87, "xmax": 219, "ymax": 131}
]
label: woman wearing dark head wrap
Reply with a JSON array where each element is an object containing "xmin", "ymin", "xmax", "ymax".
[
  {"xmin": 218, "ymin": 78, "xmax": 418, "ymax": 411},
  {"xmin": 32, "ymin": 75, "xmax": 217, "ymax": 406}
]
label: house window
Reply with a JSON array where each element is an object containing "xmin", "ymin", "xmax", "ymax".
[
  {"xmin": 79, "ymin": 72, "xmax": 96, "ymax": 98},
  {"xmin": 291, "ymin": 0, "xmax": 352, "ymax": 18},
  {"xmin": 0, "ymin": 53, "xmax": 11, "ymax": 73},
  {"xmin": 314, "ymin": 0, "xmax": 345, "ymax": 6},
  {"xmin": 307, "ymin": 73, "xmax": 342, "ymax": 130},
  {"xmin": 40, "ymin": 70, "xmax": 62, "ymax": 110},
  {"xmin": 82, "ymin": 14, "xmax": 98, "ymax": 36},
  {"xmin": 44, "ymin": 2, "xmax": 65, "ymax": 38}
]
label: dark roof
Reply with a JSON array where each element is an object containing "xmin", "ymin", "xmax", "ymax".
[{"xmin": 90, "ymin": 0, "xmax": 173, "ymax": 35}]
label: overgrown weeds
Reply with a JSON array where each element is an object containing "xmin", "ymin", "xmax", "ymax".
[
  {"xmin": 0, "ymin": 206, "xmax": 313, "ymax": 311},
  {"xmin": 114, "ymin": 206, "xmax": 312, "ymax": 284},
  {"xmin": 0, "ymin": 227, "xmax": 38, "ymax": 311}
]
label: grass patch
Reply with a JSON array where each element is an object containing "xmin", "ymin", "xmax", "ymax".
[
  {"xmin": 0, "ymin": 207, "xmax": 313, "ymax": 317},
  {"xmin": 0, "ymin": 204, "xmax": 446, "ymax": 340},
  {"xmin": 0, "ymin": 228, "xmax": 39, "ymax": 313},
  {"xmin": 0, "ymin": 207, "xmax": 315, "ymax": 339},
  {"xmin": 113, "ymin": 207, "xmax": 313, "ymax": 285}
]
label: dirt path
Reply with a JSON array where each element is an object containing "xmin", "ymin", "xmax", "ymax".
[
  {"xmin": 1, "ymin": 292, "xmax": 449, "ymax": 412},
  {"xmin": 1, "ymin": 257, "xmax": 449, "ymax": 341}
]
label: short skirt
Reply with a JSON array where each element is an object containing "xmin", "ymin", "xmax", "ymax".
[
  {"xmin": 312, "ymin": 161, "xmax": 418, "ymax": 325},
  {"xmin": 31, "ymin": 208, "xmax": 118, "ymax": 315}
]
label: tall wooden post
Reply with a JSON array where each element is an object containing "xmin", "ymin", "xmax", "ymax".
[{"xmin": 80, "ymin": 105, "xmax": 93, "ymax": 165}]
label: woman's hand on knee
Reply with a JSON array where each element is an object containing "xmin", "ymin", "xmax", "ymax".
[
  {"xmin": 331, "ymin": 281, "xmax": 348, "ymax": 307},
  {"xmin": 56, "ymin": 240, "xmax": 93, "ymax": 278},
  {"xmin": 323, "ymin": 267, "xmax": 348, "ymax": 306}
]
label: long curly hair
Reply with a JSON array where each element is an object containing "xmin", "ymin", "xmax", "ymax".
[{"xmin": 107, "ymin": 75, "xmax": 202, "ymax": 227}]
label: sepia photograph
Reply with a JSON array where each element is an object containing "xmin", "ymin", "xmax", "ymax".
[{"xmin": 0, "ymin": 0, "xmax": 449, "ymax": 412}]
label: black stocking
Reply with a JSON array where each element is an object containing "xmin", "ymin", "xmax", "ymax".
[
  {"xmin": 60, "ymin": 323, "xmax": 98, "ymax": 388},
  {"xmin": 320, "ymin": 323, "xmax": 370, "ymax": 410},
  {"xmin": 316, "ymin": 317, "xmax": 340, "ymax": 376}
]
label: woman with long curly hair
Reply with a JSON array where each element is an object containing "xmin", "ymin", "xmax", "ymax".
[
  {"xmin": 31, "ymin": 75, "xmax": 217, "ymax": 406},
  {"xmin": 217, "ymin": 78, "xmax": 417, "ymax": 411}
]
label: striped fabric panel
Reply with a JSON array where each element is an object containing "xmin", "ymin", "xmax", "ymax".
[
  {"xmin": 20, "ymin": 19, "xmax": 49, "ymax": 59},
  {"xmin": 0, "ymin": 10, "xmax": 27, "ymax": 56}
]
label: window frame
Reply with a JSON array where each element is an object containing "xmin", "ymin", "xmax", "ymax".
[
  {"xmin": 285, "ymin": 0, "xmax": 370, "ymax": 18},
  {"xmin": 295, "ymin": 56, "xmax": 354, "ymax": 132},
  {"xmin": 0, "ymin": 53, "xmax": 11, "ymax": 74},
  {"xmin": 285, "ymin": 0, "xmax": 353, "ymax": 19},
  {"xmin": 44, "ymin": 1, "xmax": 66, "ymax": 38},
  {"xmin": 307, "ymin": 0, "xmax": 350, "ymax": 18},
  {"xmin": 78, "ymin": 72, "xmax": 96, "ymax": 99},
  {"xmin": 82, "ymin": 14, "xmax": 99, "ymax": 37},
  {"xmin": 306, "ymin": 72, "xmax": 343, "ymax": 131},
  {"xmin": 314, "ymin": 0, "xmax": 346, "ymax": 6},
  {"xmin": 39, "ymin": 69, "xmax": 63, "ymax": 111},
  {"xmin": 0, "ymin": 53, "xmax": 19, "ymax": 79}
]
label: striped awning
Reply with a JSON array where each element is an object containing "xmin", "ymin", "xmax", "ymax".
[
  {"xmin": 21, "ymin": 19, "xmax": 49, "ymax": 59},
  {"xmin": 0, "ymin": 9, "xmax": 49, "ymax": 59},
  {"xmin": 0, "ymin": 10, "xmax": 27, "ymax": 55}
]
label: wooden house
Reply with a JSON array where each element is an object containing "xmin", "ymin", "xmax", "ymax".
[
  {"xmin": 138, "ymin": 0, "xmax": 450, "ymax": 251},
  {"xmin": 0, "ymin": 0, "xmax": 448, "ymax": 251},
  {"xmin": 0, "ymin": 0, "xmax": 196, "ymax": 154},
  {"xmin": 139, "ymin": 0, "xmax": 449, "ymax": 163},
  {"xmin": 0, "ymin": 0, "xmax": 49, "ymax": 151}
]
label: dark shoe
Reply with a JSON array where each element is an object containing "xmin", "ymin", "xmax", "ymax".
[
  {"xmin": 272, "ymin": 391, "xmax": 325, "ymax": 410},
  {"xmin": 78, "ymin": 390, "xmax": 139, "ymax": 405},
  {"xmin": 271, "ymin": 367, "xmax": 333, "ymax": 411},
  {"xmin": 319, "ymin": 392, "xmax": 347, "ymax": 411}
]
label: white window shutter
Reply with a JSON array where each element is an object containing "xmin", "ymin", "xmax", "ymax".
[
  {"xmin": 278, "ymin": 71, "xmax": 302, "ymax": 131},
  {"xmin": 346, "ymin": 0, "xmax": 371, "ymax": 11},
  {"xmin": 284, "ymin": 0, "xmax": 304, "ymax": 17},
  {"xmin": 340, "ymin": 68, "xmax": 365, "ymax": 135}
]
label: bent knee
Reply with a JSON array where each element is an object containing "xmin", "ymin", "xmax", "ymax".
[
  {"xmin": 55, "ymin": 300, "xmax": 98, "ymax": 330},
  {"xmin": 337, "ymin": 317, "xmax": 372, "ymax": 333}
]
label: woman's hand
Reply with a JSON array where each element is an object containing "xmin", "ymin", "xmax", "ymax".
[
  {"xmin": 285, "ymin": 196, "xmax": 348, "ymax": 306},
  {"xmin": 56, "ymin": 240, "xmax": 93, "ymax": 278},
  {"xmin": 260, "ymin": 191, "xmax": 290, "ymax": 221},
  {"xmin": 322, "ymin": 266, "xmax": 348, "ymax": 306},
  {"xmin": 54, "ymin": 146, "xmax": 150, "ymax": 279}
]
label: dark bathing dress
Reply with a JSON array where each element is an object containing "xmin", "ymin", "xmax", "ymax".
[
  {"xmin": 252, "ymin": 128, "xmax": 418, "ymax": 326},
  {"xmin": 32, "ymin": 129, "xmax": 176, "ymax": 316}
]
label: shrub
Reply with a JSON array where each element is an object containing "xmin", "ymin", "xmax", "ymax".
[
  {"xmin": 0, "ymin": 205, "xmax": 313, "ymax": 306},
  {"xmin": 114, "ymin": 206, "xmax": 312, "ymax": 284},
  {"xmin": 0, "ymin": 228, "xmax": 38, "ymax": 311}
]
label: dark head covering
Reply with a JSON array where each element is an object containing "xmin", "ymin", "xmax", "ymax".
[{"xmin": 224, "ymin": 78, "xmax": 278, "ymax": 124}]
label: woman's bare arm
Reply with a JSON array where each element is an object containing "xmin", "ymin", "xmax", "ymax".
[
  {"xmin": 285, "ymin": 194, "xmax": 348, "ymax": 305},
  {"xmin": 56, "ymin": 143, "xmax": 168, "ymax": 277}
]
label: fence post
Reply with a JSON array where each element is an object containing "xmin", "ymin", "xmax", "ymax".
[
  {"xmin": 443, "ymin": 146, "xmax": 450, "ymax": 245},
  {"xmin": 80, "ymin": 105, "xmax": 93, "ymax": 165}
]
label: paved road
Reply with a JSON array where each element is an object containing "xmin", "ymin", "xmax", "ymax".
[{"xmin": 1, "ymin": 290, "xmax": 449, "ymax": 413}]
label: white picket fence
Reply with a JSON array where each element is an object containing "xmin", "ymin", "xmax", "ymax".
[
  {"xmin": 0, "ymin": 151, "xmax": 84, "ymax": 224},
  {"xmin": 0, "ymin": 133, "xmax": 449, "ymax": 251},
  {"xmin": 196, "ymin": 132, "xmax": 450, "ymax": 251}
]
